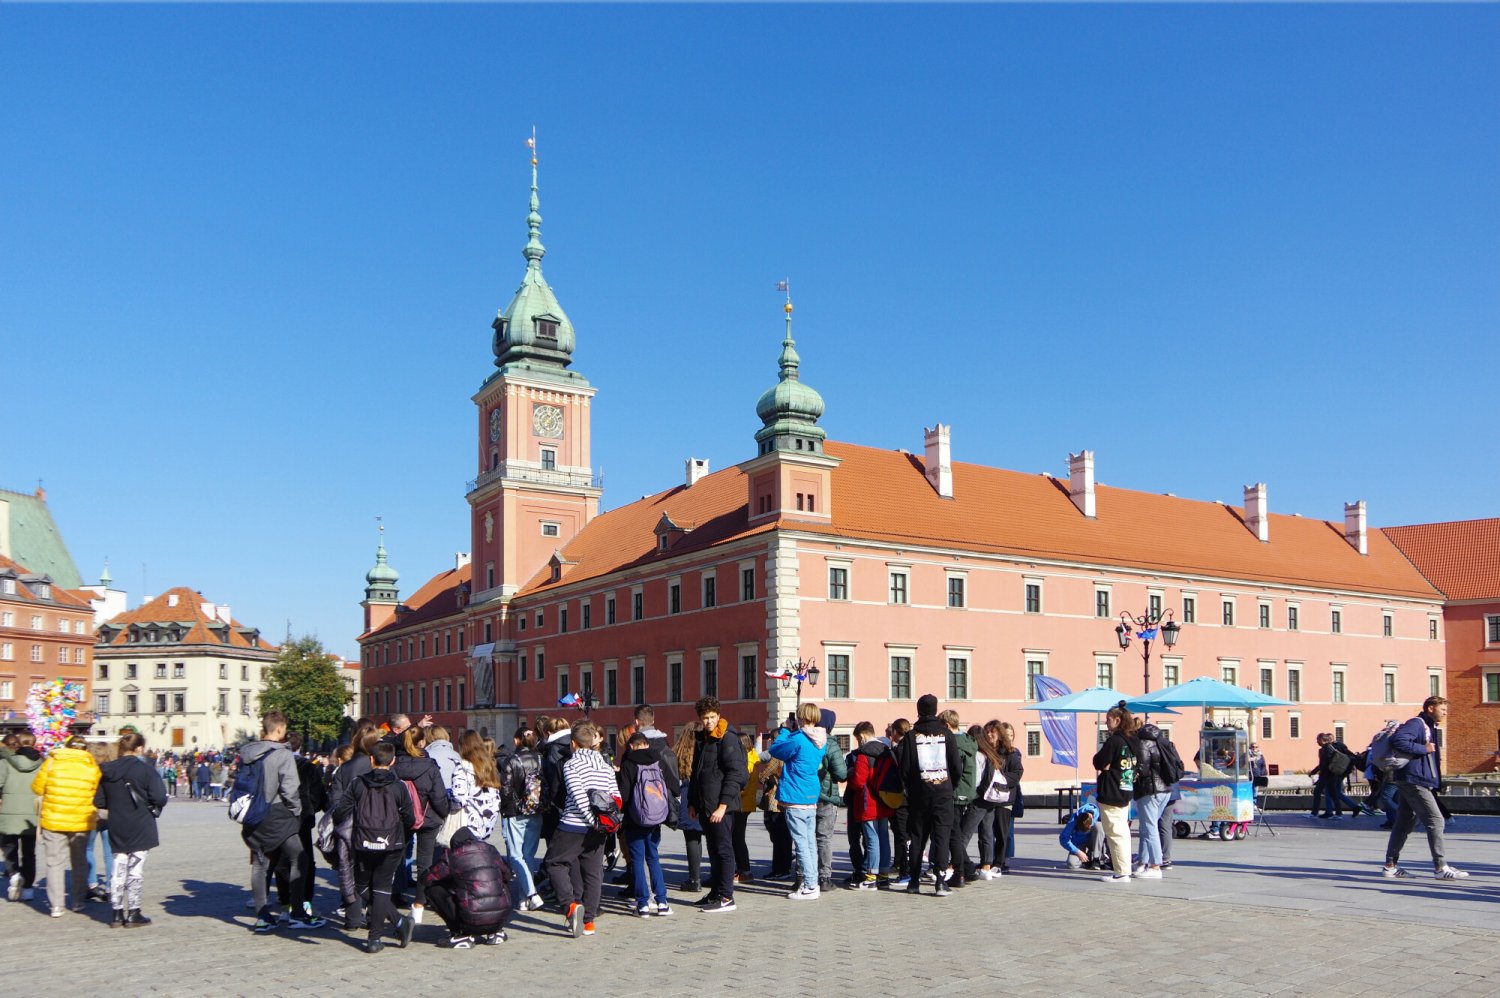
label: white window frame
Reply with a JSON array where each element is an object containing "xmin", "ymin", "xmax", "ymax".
[
  {"xmin": 1219, "ymin": 658, "xmax": 1239, "ymax": 687},
  {"xmin": 540, "ymin": 521, "xmax": 561, "ymax": 538},
  {"xmin": 1095, "ymin": 655, "xmax": 1115, "ymax": 690},
  {"xmin": 887, "ymin": 564, "xmax": 910, "ymax": 606},
  {"xmin": 1161, "ymin": 655, "xmax": 1182, "ymax": 688},
  {"xmin": 1287, "ymin": 663, "xmax": 1303, "ymax": 703},
  {"xmin": 697, "ymin": 650, "xmax": 717, "ymax": 700},
  {"xmin": 1261, "ymin": 714, "xmax": 1274, "ymax": 740},
  {"xmin": 1023, "ymin": 576, "xmax": 1043, "ymax": 614},
  {"xmin": 1383, "ymin": 667, "xmax": 1398, "ymax": 705},
  {"xmin": 887, "ymin": 644, "xmax": 916, "ymax": 700},
  {"xmin": 1485, "ymin": 615, "xmax": 1500, "ymax": 646},
  {"xmin": 822, "ymin": 642, "xmax": 854, "ymax": 699},
  {"xmin": 945, "ymin": 570, "xmax": 968, "ymax": 610},
  {"xmin": 1428, "ymin": 669, "xmax": 1443, "ymax": 699},
  {"xmin": 1258, "ymin": 660, "xmax": 1275, "ymax": 697},
  {"xmin": 1023, "ymin": 650, "xmax": 1049, "ymax": 702},
  {"xmin": 1024, "ymin": 723, "xmax": 1043, "ymax": 758},
  {"xmin": 1094, "ymin": 584, "xmax": 1112, "ymax": 619},
  {"xmin": 945, "ymin": 647, "xmax": 971, "ymax": 700},
  {"xmin": 1331, "ymin": 665, "xmax": 1347, "ymax": 704},
  {"xmin": 1288, "ymin": 712, "xmax": 1302, "ymax": 740},
  {"xmin": 1482, "ymin": 668, "xmax": 1500, "ymax": 704},
  {"xmin": 827, "ymin": 561, "xmax": 851, "ymax": 602}
]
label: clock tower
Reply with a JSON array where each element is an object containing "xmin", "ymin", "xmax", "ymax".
[{"xmin": 465, "ymin": 147, "xmax": 601, "ymax": 728}]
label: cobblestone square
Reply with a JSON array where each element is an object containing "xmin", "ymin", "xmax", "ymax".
[{"xmin": 3, "ymin": 801, "xmax": 1498, "ymax": 996}]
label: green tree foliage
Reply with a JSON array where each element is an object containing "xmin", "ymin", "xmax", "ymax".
[{"xmin": 258, "ymin": 635, "xmax": 353, "ymax": 743}]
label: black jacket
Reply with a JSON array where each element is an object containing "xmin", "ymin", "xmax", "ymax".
[
  {"xmin": 393, "ymin": 751, "xmax": 452, "ymax": 826},
  {"xmin": 1093, "ymin": 732, "xmax": 1139, "ymax": 807},
  {"xmin": 501, "ymin": 748, "xmax": 543, "ymax": 818},
  {"xmin": 895, "ymin": 716, "xmax": 962, "ymax": 802},
  {"xmin": 95, "ymin": 756, "xmax": 168, "ymax": 853},
  {"xmin": 540, "ymin": 734, "xmax": 574, "ymax": 815},
  {"xmin": 976, "ymin": 746, "xmax": 1024, "ymax": 808},
  {"xmin": 691, "ymin": 722, "xmax": 748, "ymax": 815},
  {"xmin": 293, "ymin": 754, "xmax": 328, "ymax": 828},
  {"xmin": 422, "ymin": 828, "xmax": 512, "ymax": 931},
  {"xmin": 620, "ymin": 745, "xmax": 682, "ymax": 828},
  {"xmin": 332, "ymin": 768, "xmax": 415, "ymax": 852},
  {"xmin": 328, "ymin": 752, "xmax": 372, "ymax": 816},
  {"xmin": 1133, "ymin": 726, "xmax": 1171, "ymax": 798}
]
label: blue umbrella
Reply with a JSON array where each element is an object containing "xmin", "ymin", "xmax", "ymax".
[
  {"xmin": 1020, "ymin": 686, "xmax": 1178, "ymax": 715},
  {"xmin": 1132, "ymin": 676, "xmax": 1291, "ymax": 709}
]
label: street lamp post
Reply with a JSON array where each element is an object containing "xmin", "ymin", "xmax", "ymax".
[
  {"xmin": 1114, "ymin": 608, "xmax": 1181, "ymax": 694},
  {"xmin": 578, "ymin": 692, "xmax": 601, "ymax": 719},
  {"xmin": 771, "ymin": 657, "xmax": 821, "ymax": 710}
]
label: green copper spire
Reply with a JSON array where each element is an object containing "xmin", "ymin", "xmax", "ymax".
[
  {"xmin": 754, "ymin": 296, "xmax": 827, "ymax": 455},
  {"xmin": 365, "ymin": 521, "xmax": 399, "ymax": 602},
  {"xmin": 99, "ymin": 559, "xmax": 112, "ymax": 587},
  {"xmin": 490, "ymin": 130, "xmax": 589, "ymax": 387}
]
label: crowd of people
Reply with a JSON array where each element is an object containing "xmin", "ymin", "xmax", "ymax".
[{"xmin": 0, "ymin": 692, "xmax": 1471, "ymax": 950}]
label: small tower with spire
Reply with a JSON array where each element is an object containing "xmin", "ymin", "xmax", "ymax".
[
  {"xmin": 362, "ymin": 520, "xmax": 401, "ymax": 634},
  {"xmin": 744, "ymin": 289, "xmax": 839, "ymax": 524}
]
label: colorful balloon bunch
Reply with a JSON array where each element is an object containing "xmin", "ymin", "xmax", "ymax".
[{"xmin": 26, "ymin": 678, "xmax": 85, "ymax": 754}]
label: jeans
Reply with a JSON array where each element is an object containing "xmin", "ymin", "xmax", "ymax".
[
  {"xmin": 1137, "ymin": 791, "xmax": 1170, "ymax": 867},
  {"xmin": 857, "ymin": 818, "xmax": 890, "ymax": 877},
  {"xmin": 502, "ymin": 815, "xmax": 541, "ymax": 900},
  {"xmin": 1099, "ymin": 803, "xmax": 1132, "ymax": 877},
  {"xmin": 784, "ymin": 807, "xmax": 819, "ymax": 890},
  {"xmin": 624, "ymin": 825, "xmax": 668, "ymax": 908},
  {"xmin": 814, "ymin": 803, "xmax": 837, "ymax": 882},
  {"xmin": 1386, "ymin": 783, "xmax": 1447, "ymax": 871},
  {"xmin": 86, "ymin": 826, "xmax": 114, "ymax": 888},
  {"xmin": 1159, "ymin": 798, "xmax": 1176, "ymax": 862},
  {"xmin": 1314, "ymin": 777, "xmax": 1363, "ymax": 816}
]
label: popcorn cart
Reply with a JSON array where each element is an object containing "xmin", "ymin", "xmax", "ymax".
[{"xmin": 1171, "ymin": 726, "xmax": 1255, "ymax": 840}]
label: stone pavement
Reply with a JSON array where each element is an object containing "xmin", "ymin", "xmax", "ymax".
[{"xmin": 2, "ymin": 801, "xmax": 1498, "ymax": 997}]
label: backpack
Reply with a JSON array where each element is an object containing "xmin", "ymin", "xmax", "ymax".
[
  {"xmin": 511, "ymin": 758, "xmax": 543, "ymax": 816},
  {"xmin": 872, "ymin": 749, "xmax": 906, "ymax": 810},
  {"xmin": 1371, "ymin": 726, "xmax": 1416, "ymax": 771},
  {"xmin": 1325, "ymin": 748, "xmax": 1352, "ymax": 778},
  {"xmin": 227, "ymin": 755, "xmax": 270, "ymax": 828},
  {"xmin": 629, "ymin": 761, "xmax": 671, "ymax": 827},
  {"xmin": 588, "ymin": 788, "xmax": 624, "ymax": 834},
  {"xmin": 981, "ymin": 761, "xmax": 1010, "ymax": 804},
  {"xmin": 354, "ymin": 779, "xmax": 403, "ymax": 851},
  {"xmin": 401, "ymin": 778, "xmax": 427, "ymax": 831},
  {"xmin": 1157, "ymin": 737, "xmax": 1186, "ymax": 786}
]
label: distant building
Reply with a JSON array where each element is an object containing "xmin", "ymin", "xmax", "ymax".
[
  {"xmin": 0, "ymin": 486, "xmax": 83, "ymax": 589},
  {"xmin": 92, "ymin": 587, "xmax": 277, "ymax": 750},
  {"xmin": 1384, "ymin": 518, "xmax": 1500, "ymax": 773},
  {"xmin": 0, "ymin": 553, "xmax": 95, "ymax": 732},
  {"xmin": 361, "ymin": 166, "xmax": 1447, "ymax": 782}
]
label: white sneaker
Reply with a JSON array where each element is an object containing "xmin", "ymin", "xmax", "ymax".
[
  {"xmin": 1435, "ymin": 866, "xmax": 1469, "ymax": 880},
  {"xmin": 787, "ymin": 885, "xmax": 820, "ymax": 900},
  {"xmin": 6, "ymin": 873, "xmax": 20, "ymax": 901},
  {"xmin": 1099, "ymin": 874, "xmax": 1132, "ymax": 884},
  {"xmin": 526, "ymin": 894, "xmax": 544, "ymax": 911},
  {"xmin": 1137, "ymin": 867, "xmax": 1163, "ymax": 879},
  {"xmin": 410, "ymin": 905, "xmax": 424, "ymax": 924},
  {"xmin": 1382, "ymin": 865, "xmax": 1415, "ymax": 879}
]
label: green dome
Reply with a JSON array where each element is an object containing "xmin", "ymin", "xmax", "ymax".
[
  {"xmin": 365, "ymin": 539, "xmax": 399, "ymax": 587},
  {"xmin": 754, "ymin": 305, "xmax": 827, "ymax": 452}
]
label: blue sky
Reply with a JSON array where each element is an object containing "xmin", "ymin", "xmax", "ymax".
[{"xmin": 3, "ymin": 5, "xmax": 1496, "ymax": 658}]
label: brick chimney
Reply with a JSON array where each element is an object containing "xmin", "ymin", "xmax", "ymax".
[
  {"xmin": 1344, "ymin": 500, "xmax": 1368, "ymax": 555},
  {"xmin": 924, "ymin": 425, "xmax": 953, "ymax": 499},
  {"xmin": 1244, "ymin": 483, "xmax": 1268, "ymax": 542},
  {"xmin": 1068, "ymin": 451, "xmax": 1096, "ymax": 518}
]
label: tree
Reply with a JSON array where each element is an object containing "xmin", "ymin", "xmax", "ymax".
[{"xmin": 258, "ymin": 635, "xmax": 353, "ymax": 744}]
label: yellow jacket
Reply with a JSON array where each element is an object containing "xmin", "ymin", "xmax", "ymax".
[
  {"xmin": 31, "ymin": 747, "xmax": 101, "ymax": 832},
  {"xmin": 739, "ymin": 749, "xmax": 762, "ymax": 812}
]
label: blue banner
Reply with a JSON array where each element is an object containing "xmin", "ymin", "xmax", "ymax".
[{"xmin": 1033, "ymin": 675, "xmax": 1079, "ymax": 768}]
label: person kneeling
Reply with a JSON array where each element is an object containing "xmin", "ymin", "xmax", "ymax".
[{"xmin": 422, "ymin": 827, "xmax": 513, "ymax": 948}]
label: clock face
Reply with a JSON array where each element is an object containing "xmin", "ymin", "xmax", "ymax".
[
  {"xmin": 489, "ymin": 408, "xmax": 502, "ymax": 443},
  {"xmin": 532, "ymin": 404, "xmax": 564, "ymax": 439}
]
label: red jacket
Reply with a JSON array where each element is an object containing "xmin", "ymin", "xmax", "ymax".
[{"xmin": 846, "ymin": 741, "xmax": 895, "ymax": 822}]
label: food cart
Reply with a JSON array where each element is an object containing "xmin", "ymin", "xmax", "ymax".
[{"xmin": 1170, "ymin": 725, "xmax": 1254, "ymax": 840}]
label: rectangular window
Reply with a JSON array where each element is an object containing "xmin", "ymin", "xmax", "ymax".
[
  {"xmin": 605, "ymin": 666, "xmax": 618, "ymax": 706},
  {"xmin": 155, "ymin": 693, "xmax": 167, "ymax": 713},
  {"xmin": 947, "ymin": 576, "xmax": 966, "ymax": 609},
  {"xmin": 1221, "ymin": 663, "xmax": 1238, "ymax": 686},
  {"xmin": 669, "ymin": 661, "xmax": 683, "ymax": 703},
  {"xmin": 172, "ymin": 693, "xmax": 185, "ymax": 713},
  {"xmin": 1484, "ymin": 672, "xmax": 1500, "ymax": 703},
  {"xmin": 889, "ymin": 655, "xmax": 912, "ymax": 700},
  {"xmin": 606, "ymin": 597, "xmax": 617, "ymax": 625},
  {"xmin": 0, "ymin": 643, "xmax": 10, "ymax": 661},
  {"xmin": 1430, "ymin": 672, "xmax": 1442, "ymax": 698},
  {"xmin": 519, "ymin": 653, "xmax": 528, "ymax": 682},
  {"xmin": 889, "ymin": 571, "xmax": 908, "ymax": 605},
  {"xmin": 1024, "ymin": 582, "xmax": 1042, "ymax": 614},
  {"xmin": 703, "ymin": 576, "xmax": 716, "ymax": 608},
  {"xmin": 30, "ymin": 645, "xmax": 41, "ymax": 663},
  {"xmin": 30, "ymin": 615, "xmax": 42, "ymax": 630},
  {"xmin": 173, "ymin": 663, "xmax": 185, "ymax": 678},
  {"xmin": 96, "ymin": 693, "xmax": 110, "ymax": 715},
  {"xmin": 1332, "ymin": 669, "xmax": 1346, "ymax": 703},
  {"xmin": 541, "ymin": 522, "xmax": 561, "ymax": 538},
  {"xmin": 582, "ymin": 604, "xmax": 591, "ymax": 629},
  {"xmin": 126, "ymin": 693, "xmax": 137, "ymax": 713},
  {"xmin": 1222, "ymin": 599, "xmax": 1235, "ymax": 626},
  {"xmin": 1334, "ymin": 723, "xmax": 1346, "ymax": 745},
  {"xmin": 1384, "ymin": 671, "xmax": 1397, "ymax": 704},
  {"xmin": 1429, "ymin": 619, "xmax": 1438, "ymax": 641},
  {"xmin": 1287, "ymin": 668, "xmax": 1302, "ymax": 702},
  {"xmin": 0, "ymin": 611, "xmax": 10, "ymax": 626},
  {"xmin": 241, "ymin": 692, "xmax": 251, "ymax": 715},
  {"xmin": 628, "ymin": 663, "xmax": 643, "ymax": 704},
  {"xmin": 155, "ymin": 663, "xmax": 167, "ymax": 679},
  {"xmin": 826, "ymin": 653, "xmax": 850, "ymax": 698},
  {"xmin": 1289, "ymin": 714, "xmax": 1301, "ymax": 739},
  {"xmin": 632, "ymin": 592, "xmax": 643, "ymax": 621},
  {"xmin": 1383, "ymin": 614, "xmax": 1393, "ymax": 638},
  {"xmin": 56, "ymin": 645, "xmax": 66, "ymax": 664},
  {"xmin": 1095, "ymin": 589, "xmax": 1111, "ymax": 618},
  {"xmin": 1258, "ymin": 603, "xmax": 1271, "ymax": 629},
  {"xmin": 458, "ymin": 679, "xmax": 466, "ymax": 709},
  {"xmin": 740, "ymin": 654, "xmax": 756, "ymax": 700},
  {"xmin": 1261, "ymin": 715, "xmax": 1273, "ymax": 740},
  {"xmin": 669, "ymin": 583, "xmax": 681, "ymax": 614},
  {"xmin": 947, "ymin": 657, "xmax": 969, "ymax": 699},
  {"xmin": 241, "ymin": 665, "xmax": 249, "ymax": 681},
  {"xmin": 829, "ymin": 567, "xmax": 849, "ymax": 601},
  {"xmin": 126, "ymin": 663, "xmax": 137, "ymax": 679},
  {"xmin": 1288, "ymin": 606, "xmax": 1299, "ymax": 631},
  {"xmin": 741, "ymin": 567, "xmax": 756, "ymax": 601},
  {"xmin": 702, "ymin": 658, "xmax": 718, "ymax": 698},
  {"xmin": 1026, "ymin": 729, "xmax": 1042, "ymax": 757},
  {"xmin": 558, "ymin": 670, "xmax": 570, "ymax": 700},
  {"xmin": 1182, "ymin": 596, "xmax": 1196, "ymax": 624},
  {"xmin": 540, "ymin": 448, "xmax": 556, "ymax": 471},
  {"xmin": 1148, "ymin": 593, "xmax": 1163, "ymax": 619},
  {"xmin": 1260, "ymin": 668, "xmax": 1274, "ymax": 697},
  {"xmin": 218, "ymin": 664, "xmax": 227, "ymax": 680},
  {"xmin": 1332, "ymin": 609, "xmax": 1342, "ymax": 634},
  {"xmin": 98, "ymin": 663, "xmax": 109, "ymax": 680},
  {"xmin": 1096, "ymin": 659, "xmax": 1113, "ymax": 688},
  {"xmin": 1163, "ymin": 661, "xmax": 1180, "ymax": 686},
  {"xmin": 1487, "ymin": 615, "xmax": 1500, "ymax": 645},
  {"xmin": 1025, "ymin": 659, "xmax": 1045, "ymax": 701},
  {"xmin": 559, "ymin": 606, "xmax": 569, "ymax": 633},
  {"xmin": 0, "ymin": 680, "xmax": 11, "ymax": 699}
]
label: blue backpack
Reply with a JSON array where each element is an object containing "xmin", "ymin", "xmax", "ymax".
[{"xmin": 227, "ymin": 755, "xmax": 270, "ymax": 827}]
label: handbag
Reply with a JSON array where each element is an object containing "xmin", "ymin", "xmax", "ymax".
[{"xmin": 434, "ymin": 806, "xmax": 465, "ymax": 848}]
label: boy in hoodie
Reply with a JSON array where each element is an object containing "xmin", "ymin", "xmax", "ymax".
[
  {"xmin": 941, "ymin": 710, "xmax": 978, "ymax": 888},
  {"xmin": 769, "ymin": 702, "xmax": 828, "ymax": 900},
  {"xmin": 894, "ymin": 694, "xmax": 962, "ymax": 897},
  {"xmin": 0, "ymin": 732, "xmax": 43, "ymax": 902},
  {"xmin": 1382, "ymin": 696, "xmax": 1466, "ymax": 881},
  {"xmin": 845, "ymin": 721, "xmax": 894, "ymax": 889},
  {"xmin": 814, "ymin": 707, "xmax": 847, "ymax": 893},
  {"xmin": 690, "ymin": 696, "xmax": 748, "ymax": 913},
  {"xmin": 332, "ymin": 741, "xmax": 416, "ymax": 952},
  {"xmin": 612, "ymin": 706, "xmax": 678, "ymax": 893},
  {"xmin": 236, "ymin": 711, "xmax": 320, "ymax": 933},
  {"xmin": 1060, "ymin": 802, "xmax": 1106, "ymax": 868},
  {"xmin": 620, "ymin": 730, "xmax": 682, "ymax": 916}
]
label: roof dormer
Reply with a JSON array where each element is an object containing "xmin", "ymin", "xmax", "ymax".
[{"xmin": 653, "ymin": 513, "xmax": 691, "ymax": 553}]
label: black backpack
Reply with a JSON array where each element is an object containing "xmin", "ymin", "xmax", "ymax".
[
  {"xmin": 1157, "ymin": 737, "xmax": 1186, "ymax": 786},
  {"xmin": 354, "ymin": 778, "xmax": 402, "ymax": 851}
]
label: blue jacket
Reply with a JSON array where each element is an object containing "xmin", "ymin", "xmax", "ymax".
[
  {"xmin": 768, "ymin": 726, "xmax": 826, "ymax": 807},
  {"xmin": 1059, "ymin": 802, "xmax": 1101, "ymax": 854},
  {"xmin": 1390, "ymin": 715, "xmax": 1441, "ymax": 790}
]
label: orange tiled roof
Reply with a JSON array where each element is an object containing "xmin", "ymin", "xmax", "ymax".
[
  {"xmin": 364, "ymin": 563, "xmax": 471, "ymax": 639},
  {"xmin": 0, "ymin": 553, "xmax": 94, "ymax": 609},
  {"xmin": 519, "ymin": 439, "xmax": 1439, "ymax": 601},
  {"xmin": 1383, "ymin": 518, "xmax": 1500, "ymax": 601},
  {"xmin": 99, "ymin": 586, "xmax": 276, "ymax": 650}
]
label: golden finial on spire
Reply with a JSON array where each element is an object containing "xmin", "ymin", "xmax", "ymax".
[
  {"xmin": 527, "ymin": 126, "xmax": 537, "ymax": 167},
  {"xmin": 778, "ymin": 278, "xmax": 792, "ymax": 313}
]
